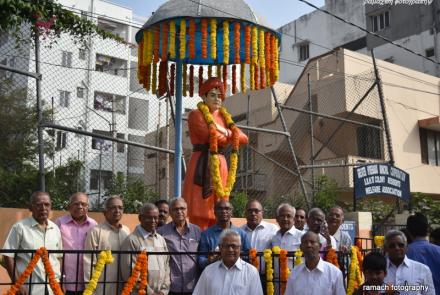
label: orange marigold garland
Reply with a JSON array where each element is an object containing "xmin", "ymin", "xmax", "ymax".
[
  {"xmin": 240, "ymin": 63, "xmax": 246, "ymax": 93},
  {"xmin": 5, "ymin": 248, "xmax": 63, "ymax": 295},
  {"xmin": 189, "ymin": 19, "xmax": 196, "ymax": 59},
  {"xmin": 182, "ymin": 63, "xmax": 187, "ymax": 96},
  {"xmin": 265, "ymin": 32, "xmax": 271, "ymax": 71},
  {"xmin": 210, "ymin": 19, "xmax": 217, "ymax": 60},
  {"xmin": 260, "ymin": 65, "xmax": 266, "ymax": 89},
  {"xmin": 234, "ymin": 22, "xmax": 241, "ymax": 64},
  {"xmin": 232, "ymin": 64, "xmax": 237, "ymax": 94},
  {"xmin": 198, "ymin": 66, "xmax": 204, "ymax": 92},
  {"xmin": 222, "ymin": 64, "xmax": 227, "ymax": 94},
  {"xmin": 201, "ymin": 19, "xmax": 208, "ymax": 59},
  {"xmin": 169, "ymin": 20, "xmax": 176, "ymax": 59},
  {"xmin": 189, "ymin": 65, "xmax": 194, "ymax": 97},
  {"xmin": 170, "ymin": 63, "xmax": 175, "ymax": 96},
  {"xmin": 161, "ymin": 22, "xmax": 169, "ymax": 61},
  {"xmin": 121, "ymin": 252, "xmax": 148, "ymax": 295},
  {"xmin": 244, "ymin": 25, "xmax": 251, "ymax": 64},
  {"xmin": 249, "ymin": 248, "xmax": 259, "ymax": 270},
  {"xmin": 280, "ymin": 249, "xmax": 289, "ymax": 295},
  {"xmin": 270, "ymin": 34, "xmax": 276, "ymax": 85},
  {"xmin": 145, "ymin": 29, "xmax": 154, "ymax": 65},
  {"xmin": 179, "ymin": 19, "xmax": 187, "ymax": 59},
  {"xmin": 153, "ymin": 26, "xmax": 160, "ymax": 63},
  {"xmin": 326, "ymin": 248, "xmax": 340, "ymax": 268},
  {"xmin": 223, "ymin": 20, "xmax": 230, "ymax": 64}
]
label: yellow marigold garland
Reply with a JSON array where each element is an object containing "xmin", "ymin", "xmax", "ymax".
[
  {"xmin": 374, "ymin": 236, "xmax": 384, "ymax": 248},
  {"xmin": 250, "ymin": 63, "xmax": 255, "ymax": 90},
  {"xmin": 249, "ymin": 248, "xmax": 259, "ymax": 270},
  {"xmin": 347, "ymin": 246, "xmax": 363, "ymax": 295},
  {"xmin": 197, "ymin": 102, "xmax": 240, "ymax": 199},
  {"xmin": 145, "ymin": 29, "xmax": 154, "ymax": 65},
  {"xmin": 259, "ymin": 29, "xmax": 265, "ymax": 69},
  {"xmin": 240, "ymin": 62, "xmax": 246, "ymax": 93},
  {"xmin": 294, "ymin": 249, "xmax": 303, "ymax": 266},
  {"xmin": 83, "ymin": 251, "xmax": 114, "ymax": 295},
  {"xmin": 210, "ymin": 19, "xmax": 217, "ymax": 60},
  {"xmin": 5, "ymin": 247, "xmax": 64, "ymax": 295},
  {"xmin": 274, "ymin": 37, "xmax": 279, "ymax": 81},
  {"xmin": 169, "ymin": 20, "xmax": 176, "ymax": 59},
  {"xmin": 179, "ymin": 19, "xmax": 187, "ymax": 59},
  {"xmin": 251, "ymin": 26, "xmax": 258, "ymax": 65},
  {"xmin": 264, "ymin": 249, "xmax": 274, "ymax": 295},
  {"xmin": 223, "ymin": 20, "xmax": 229, "ymax": 64}
]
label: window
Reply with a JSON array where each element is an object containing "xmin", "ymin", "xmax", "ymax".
[
  {"xmin": 61, "ymin": 51, "xmax": 72, "ymax": 67},
  {"xmin": 59, "ymin": 91, "xmax": 70, "ymax": 107},
  {"xmin": 79, "ymin": 49, "xmax": 86, "ymax": 60},
  {"xmin": 357, "ymin": 126, "xmax": 382, "ymax": 159},
  {"xmin": 371, "ymin": 11, "xmax": 390, "ymax": 32},
  {"xmin": 97, "ymin": 18, "xmax": 128, "ymax": 41},
  {"xmin": 95, "ymin": 54, "xmax": 127, "ymax": 77},
  {"xmin": 420, "ymin": 128, "xmax": 440, "ymax": 166},
  {"xmin": 56, "ymin": 131, "xmax": 67, "ymax": 150},
  {"xmin": 94, "ymin": 91, "xmax": 126, "ymax": 114},
  {"xmin": 77, "ymin": 87, "xmax": 85, "ymax": 98},
  {"xmin": 299, "ymin": 43, "xmax": 309, "ymax": 61},
  {"xmin": 90, "ymin": 169, "xmax": 113, "ymax": 190},
  {"xmin": 426, "ymin": 48, "xmax": 434, "ymax": 58},
  {"xmin": 91, "ymin": 130, "xmax": 125, "ymax": 153}
]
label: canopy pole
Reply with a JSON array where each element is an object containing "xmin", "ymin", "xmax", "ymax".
[{"xmin": 174, "ymin": 60, "xmax": 183, "ymax": 198}]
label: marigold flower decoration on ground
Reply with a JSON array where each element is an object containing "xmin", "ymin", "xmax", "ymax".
[
  {"xmin": 263, "ymin": 249, "xmax": 274, "ymax": 295},
  {"xmin": 249, "ymin": 248, "xmax": 259, "ymax": 270},
  {"xmin": 121, "ymin": 252, "xmax": 148, "ymax": 295},
  {"xmin": 83, "ymin": 250, "xmax": 114, "ymax": 295},
  {"xmin": 4, "ymin": 247, "xmax": 63, "ymax": 295},
  {"xmin": 347, "ymin": 246, "xmax": 364, "ymax": 295},
  {"xmin": 197, "ymin": 102, "xmax": 240, "ymax": 199}
]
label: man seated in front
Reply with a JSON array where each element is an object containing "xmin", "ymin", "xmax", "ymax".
[{"xmin": 193, "ymin": 229, "xmax": 263, "ymax": 295}]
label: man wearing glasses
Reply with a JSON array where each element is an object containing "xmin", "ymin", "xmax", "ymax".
[
  {"xmin": 55, "ymin": 192, "xmax": 97, "ymax": 295},
  {"xmin": 193, "ymin": 229, "xmax": 263, "ymax": 295},
  {"xmin": 384, "ymin": 230, "xmax": 434, "ymax": 295},
  {"xmin": 157, "ymin": 198, "xmax": 201, "ymax": 295},
  {"xmin": 197, "ymin": 200, "xmax": 250, "ymax": 269},
  {"xmin": 240, "ymin": 200, "xmax": 279, "ymax": 251}
]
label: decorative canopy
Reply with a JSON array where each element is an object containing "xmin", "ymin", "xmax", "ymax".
[{"xmin": 135, "ymin": 0, "xmax": 281, "ymax": 97}]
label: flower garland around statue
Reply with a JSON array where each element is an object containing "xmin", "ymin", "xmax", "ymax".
[
  {"xmin": 5, "ymin": 247, "xmax": 63, "ymax": 295},
  {"xmin": 83, "ymin": 250, "xmax": 114, "ymax": 295},
  {"xmin": 197, "ymin": 102, "xmax": 240, "ymax": 199}
]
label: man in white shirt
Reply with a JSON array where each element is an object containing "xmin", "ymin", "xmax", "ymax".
[
  {"xmin": 307, "ymin": 208, "xmax": 336, "ymax": 250},
  {"xmin": 327, "ymin": 206, "xmax": 352, "ymax": 252},
  {"xmin": 285, "ymin": 231, "xmax": 345, "ymax": 295},
  {"xmin": 384, "ymin": 230, "xmax": 435, "ymax": 295},
  {"xmin": 240, "ymin": 200, "xmax": 279, "ymax": 251},
  {"xmin": 295, "ymin": 208, "xmax": 308, "ymax": 234},
  {"xmin": 193, "ymin": 229, "xmax": 263, "ymax": 295},
  {"xmin": 271, "ymin": 203, "xmax": 302, "ymax": 251}
]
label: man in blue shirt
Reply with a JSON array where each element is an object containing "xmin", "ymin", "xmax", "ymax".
[
  {"xmin": 407, "ymin": 213, "xmax": 440, "ymax": 295},
  {"xmin": 197, "ymin": 200, "xmax": 250, "ymax": 269}
]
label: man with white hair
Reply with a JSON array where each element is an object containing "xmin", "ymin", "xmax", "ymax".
[
  {"xmin": 384, "ymin": 230, "xmax": 435, "ymax": 295},
  {"xmin": 271, "ymin": 203, "xmax": 302, "ymax": 251},
  {"xmin": 193, "ymin": 229, "xmax": 263, "ymax": 295}
]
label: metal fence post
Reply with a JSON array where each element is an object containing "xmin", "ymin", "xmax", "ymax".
[{"xmin": 35, "ymin": 32, "xmax": 45, "ymax": 191}]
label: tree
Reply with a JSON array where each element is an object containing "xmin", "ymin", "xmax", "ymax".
[
  {"xmin": 411, "ymin": 192, "xmax": 440, "ymax": 227},
  {"xmin": 311, "ymin": 175, "xmax": 339, "ymax": 212},
  {"xmin": 230, "ymin": 191, "xmax": 248, "ymax": 218},
  {"xmin": 105, "ymin": 172, "xmax": 160, "ymax": 214}
]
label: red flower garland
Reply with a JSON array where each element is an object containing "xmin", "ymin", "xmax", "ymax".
[
  {"xmin": 234, "ymin": 22, "xmax": 241, "ymax": 64},
  {"xmin": 244, "ymin": 25, "xmax": 251, "ymax": 64},
  {"xmin": 198, "ymin": 66, "xmax": 203, "ymax": 93},
  {"xmin": 189, "ymin": 65, "xmax": 194, "ymax": 97},
  {"xmin": 201, "ymin": 19, "xmax": 208, "ymax": 59},
  {"xmin": 153, "ymin": 26, "xmax": 160, "ymax": 63},
  {"xmin": 158, "ymin": 61, "xmax": 168, "ymax": 97},
  {"xmin": 232, "ymin": 65, "xmax": 237, "ymax": 94},
  {"xmin": 270, "ymin": 34, "xmax": 276, "ymax": 85},
  {"xmin": 170, "ymin": 63, "xmax": 175, "ymax": 96},
  {"xmin": 222, "ymin": 64, "xmax": 227, "ymax": 93},
  {"xmin": 161, "ymin": 22, "xmax": 169, "ymax": 61},
  {"xmin": 189, "ymin": 19, "xmax": 196, "ymax": 59},
  {"xmin": 208, "ymin": 65, "xmax": 212, "ymax": 79}
]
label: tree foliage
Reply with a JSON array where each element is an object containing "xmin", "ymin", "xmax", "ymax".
[
  {"xmin": 0, "ymin": 0, "xmax": 124, "ymax": 46},
  {"xmin": 105, "ymin": 172, "xmax": 160, "ymax": 214},
  {"xmin": 411, "ymin": 192, "xmax": 440, "ymax": 226},
  {"xmin": 311, "ymin": 175, "xmax": 339, "ymax": 212},
  {"xmin": 230, "ymin": 191, "xmax": 248, "ymax": 218}
]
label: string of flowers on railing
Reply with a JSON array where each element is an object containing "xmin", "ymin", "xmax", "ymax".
[
  {"xmin": 249, "ymin": 248, "xmax": 259, "ymax": 270},
  {"xmin": 4, "ymin": 247, "xmax": 63, "ymax": 295},
  {"xmin": 325, "ymin": 248, "xmax": 339, "ymax": 268},
  {"xmin": 347, "ymin": 246, "xmax": 364, "ymax": 295},
  {"xmin": 374, "ymin": 235, "xmax": 385, "ymax": 248},
  {"xmin": 82, "ymin": 250, "xmax": 114, "ymax": 295},
  {"xmin": 294, "ymin": 249, "xmax": 303, "ymax": 266},
  {"xmin": 121, "ymin": 252, "xmax": 148, "ymax": 295},
  {"xmin": 263, "ymin": 249, "xmax": 274, "ymax": 295}
]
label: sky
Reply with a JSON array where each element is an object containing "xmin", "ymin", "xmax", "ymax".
[{"xmin": 111, "ymin": 0, "xmax": 325, "ymax": 29}]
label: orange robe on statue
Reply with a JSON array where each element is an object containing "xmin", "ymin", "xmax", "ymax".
[{"xmin": 183, "ymin": 109, "xmax": 248, "ymax": 230}]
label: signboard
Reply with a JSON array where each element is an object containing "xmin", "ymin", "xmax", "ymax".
[
  {"xmin": 353, "ymin": 164, "xmax": 410, "ymax": 202},
  {"xmin": 340, "ymin": 221, "xmax": 356, "ymax": 242}
]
